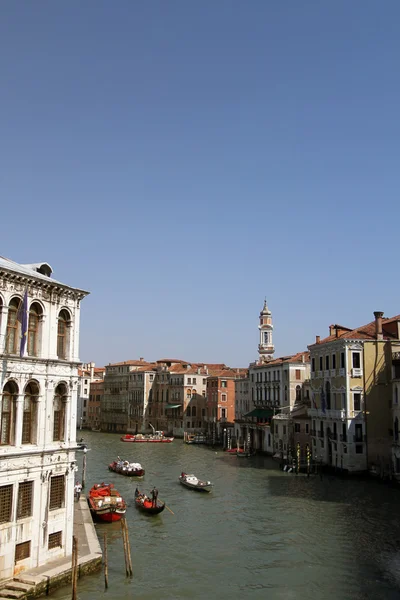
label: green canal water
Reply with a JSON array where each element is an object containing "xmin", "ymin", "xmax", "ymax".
[{"xmin": 53, "ymin": 431, "xmax": 400, "ymax": 600}]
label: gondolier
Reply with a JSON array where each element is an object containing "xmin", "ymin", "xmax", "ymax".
[{"xmin": 151, "ymin": 486, "xmax": 159, "ymax": 507}]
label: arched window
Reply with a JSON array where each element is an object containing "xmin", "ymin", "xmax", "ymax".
[
  {"xmin": 186, "ymin": 406, "xmax": 191, "ymax": 417},
  {"xmin": 57, "ymin": 310, "xmax": 71, "ymax": 359},
  {"xmin": 186, "ymin": 389, "xmax": 192, "ymax": 400},
  {"xmin": 395, "ymin": 417, "xmax": 399, "ymax": 442},
  {"xmin": 53, "ymin": 384, "xmax": 67, "ymax": 441},
  {"xmin": 22, "ymin": 382, "xmax": 39, "ymax": 444},
  {"xmin": 28, "ymin": 303, "xmax": 42, "ymax": 357},
  {"xmin": 6, "ymin": 298, "xmax": 21, "ymax": 354},
  {"xmin": 1, "ymin": 381, "xmax": 18, "ymax": 445},
  {"xmin": 192, "ymin": 406, "xmax": 197, "ymax": 417},
  {"xmin": 296, "ymin": 385, "xmax": 301, "ymax": 402}
]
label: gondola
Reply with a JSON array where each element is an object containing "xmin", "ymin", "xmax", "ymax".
[
  {"xmin": 179, "ymin": 472, "xmax": 213, "ymax": 492},
  {"xmin": 134, "ymin": 488, "xmax": 165, "ymax": 515}
]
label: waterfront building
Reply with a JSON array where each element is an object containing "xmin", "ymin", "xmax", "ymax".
[
  {"xmin": 234, "ymin": 375, "xmax": 250, "ymax": 441},
  {"xmin": 236, "ymin": 300, "xmax": 310, "ymax": 453},
  {"xmin": 77, "ymin": 363, "xmax": 104, "ymax": 430},
  {"xmin": 128, "ymin": 364, "xmax": 157, "ymax": 433},
  {"xmin": 87, "ymin": 377, "xmax": 104, "ymax": 431},
  {"xmin": 206, "ymin": 368, "xmax": 247, "ymax": 445},
  {"xmin": 101, "ymin": 358, "xmax": 153, "ymax": 433},
  {"xmin": 0, "ymin": 257, "xmax": 88, "ymax": 580},
  {"xmin": 308, "ymin": 312, "xmax": 400, "ymax": 474},
  {"xmin": 150, "ymin": 359, "xmax": 211, "ymax": 436}
]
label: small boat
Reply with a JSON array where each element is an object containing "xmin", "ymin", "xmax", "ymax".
[
  {"xmin": 108, "ymin": 458, "xmax": 145, "ymax": 477},
  {"xmin": 185, "ymin": 433, "xmax": 207, "ymax": 445},
  {"xmin": 134, "ymin": 488, "xmax": 165, "ymax": 515},
  {"xmin": 179, "ymin": 472, "xmax": 213, "ymax": 492},
  {"xmin": 87, "ymin": 483, "xmax": 126, "ymax": 522},
  {"xmin": 236, "ymin": 450, "xmax": 255, "ymax": 458},
  {"xmin": 121, "ymin": 432, "xmax": 174, "ymax": 443}
]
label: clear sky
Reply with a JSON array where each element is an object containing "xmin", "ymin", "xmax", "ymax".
[{"xmin": 1, "ymin": 1, "xmax": 400, "ymax": 368}]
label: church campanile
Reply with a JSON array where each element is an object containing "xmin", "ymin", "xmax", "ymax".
[{"xmin": 258, "ymin": 299, "xmax": 275, "ymax": 361}]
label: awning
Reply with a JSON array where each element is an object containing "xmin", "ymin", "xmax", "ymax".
[
  {"xmin": 165, "ymin": 404, "xmax": 181, "ymax": 409},
  {"xmin": 244, "ymin": 408, "xmax": 274, "ymax": 419}
]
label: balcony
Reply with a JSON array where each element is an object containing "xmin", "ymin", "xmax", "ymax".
[
  {"xmin": 339, "ymin": 368, "xmax": 345, "ymax": 376},
  {"xmin": 330, "ymin": 369, "xmax": 337, "ymax": 377},
  {"xmin": 351, "ymin": 368, "xmax": 363, "ymax": 378},
  {"xmin": 308, "ymin": 408, "xmax": 346, "ymax": 420}
]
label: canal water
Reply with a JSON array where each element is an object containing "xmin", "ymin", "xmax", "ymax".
[{"xmin": 53, "ymin": 431, "xmax": 400, "ymax": 600}]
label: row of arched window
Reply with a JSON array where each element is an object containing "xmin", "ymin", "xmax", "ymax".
[
  {"xmin": 0, "ymin": 381, "xmax": 68, "ymax": 446},
  {"xmin": 0, "ymin": 296, "xmax": 71, "ymax": 359}
]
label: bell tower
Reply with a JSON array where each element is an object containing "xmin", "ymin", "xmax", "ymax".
[{"xmin": 258, "ymin": 299, "xmax": 275, "ymax": 361}]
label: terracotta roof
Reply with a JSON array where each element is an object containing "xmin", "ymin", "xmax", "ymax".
[
  {"xmin": 107, "ymin": 360, "xmax": 152, "ymax": 367},
  {"xmin": 252, "ymin": 351, "xmax": 310, "ymax": 368},
  {"xmin": 310, "ymin": 315, "xmax": 400, "ymax": 347}
]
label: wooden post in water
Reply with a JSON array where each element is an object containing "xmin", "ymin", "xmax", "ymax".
[
  {"xmin": 121, "ymin": 519, "xmax": 130, "ymax": 576},
  {"xmin": 104, "ymin": 532, "xmax": 109, "ymax": 589},
  {"xmin": 82, "ymin": 449, "xmax": 87, "ymax": 490},
  {"xmin": 71, "ymin": 535, "xmax": 78, "ymax": 600},
  {"xmin": 123, "ymin": 518, "xmax": 133, "ymax": 576}
]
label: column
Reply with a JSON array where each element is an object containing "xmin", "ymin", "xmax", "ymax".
[{"xmin": 14, "ymin": 394, "xmax": 24, "ymax": 448}]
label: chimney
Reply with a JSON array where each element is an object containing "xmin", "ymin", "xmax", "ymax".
[
  {"xmin": 316, "ymin": 335, "xmax": 320, "ymax": 344},
  {"xmin": 301, "ymin": 354, "xmax": 305, "ymax": 363},
  {"xmin": 197, "ymin": 367, "xmax": 201, "ymax": 375},
  {"xmin": 140, "ymin": 357, "xmax": 144, "ymax": 361},
  {"xmin": 329, "ymin": 325, "xmax": 335, "ymax": 336},
  {"xmin": 336, "ymin": 327, "xmax": 339, "ymax": 338},
  {"xmin": 90, "ymin": 363, "xmax": 94, "ymax": 379},
  {"xmin": 374, "ymin": 311, "xmax": 384, "ymax": 340}
]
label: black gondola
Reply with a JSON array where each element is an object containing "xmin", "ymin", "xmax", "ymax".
[{"xmin": 134, "ymin": 488, "xmax": 165, "ymax": 515}]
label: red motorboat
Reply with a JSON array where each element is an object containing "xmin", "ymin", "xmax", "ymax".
[
  {"xmin": 121, "ymin": 431, "xmax": 174, "ymax": 443},
  {"xmin": 87, "ymin": 483, "xmax": 127, "ymax": 522}
]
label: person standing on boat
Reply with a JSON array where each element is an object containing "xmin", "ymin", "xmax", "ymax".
[{"xmin": 151, "ymin": 486, "xmax": 158, "ymax": 507}]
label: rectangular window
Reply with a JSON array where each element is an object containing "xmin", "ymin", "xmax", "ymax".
[
  {"xmin": 355, "ymin": 444, "xmax": 363, "ymax": 454},
  {"xmin": 294, "ymin": 423, "xmax": 300, "ymax": 433},
  {"xmin": 295, "ymin": 369, "xmax": 301, "ymax": 380},
  {"xmin": 187, "ymin": 378, "xmax": 191, "ymax": 384},
  {"xmin": 311, "ymin": 358, "xmax": 315, "ymax": 372},
  {"xmin": 325, "ymin": 356, "xmax": 330, "ymax": 371},
  {"xmin": 203, "ymin": 379, "xmax": 206, "ymax": 385},
  {"xmin": 352, "ymin": 353, "xmax": 361, "ymax": 369},
  {"xmin": 332, "ymin": 354, "xmax": 336, "ymax": 369},
  {"xmin": 48, "ymin": 531, "xmax": 62, "ymax": 549},
  {"xmin": 49, "ymin": 475, "xmax": 65, "ymax": 510},
  {"xmin": 17, "ymin": 481, "xmax": 33, "ymax": 519},
  {"xmin": 221, "ymin": 408, "xmax": 226, "ymax": 418},
  {"xmin": 355, "ymin": 424, "xmax": 363, "ymax": 442},
  {"xmin": 283, "ymin": 426, "xmax": 287, "ymax": 435},
  {"xmin": 305, "ymin": 423, "xmax": 309, "ymax": 434},
  {"xmin": 221, "ymin": 394, "xmax": 227, "ymax": 402},
  {"xmin": 192, "ymin": 378, "xmax": 196, "ymax": 384},
  {"xmin": 15, "ymin": 541, "xmax": 30, "ymax": 562},
  {"xmin": 340, "ymin": 352, "xmax": 345, "ymax": 369},
  {"xmin": 354, "ymin": 393, "xmax": 361, "ymax": 411},
  {"xmin": 319, "ymin": 357, "xmax": 323, "ymax": 371},
  {"xmin": 0, "ymin": 484, "xmax": 13, "ymax": 523},
  {"xmin": 221, "ymin": 381, "xmax": 227, "ymax": 388}
]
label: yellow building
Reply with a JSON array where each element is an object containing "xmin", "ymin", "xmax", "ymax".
[{"xmin": 309, "ymin": 311, "xmax": 400, "ymax": 474}]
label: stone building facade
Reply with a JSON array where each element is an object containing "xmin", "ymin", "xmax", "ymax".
[{"xmin": 0, "ymin": 257, "xmax": 88, "ymax": 580}]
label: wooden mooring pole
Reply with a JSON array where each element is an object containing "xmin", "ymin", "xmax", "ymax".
[
  {"xmin": 71, "ymin": 535, "xmax": 78, "ymax": 600},
  {"xmin": 121, "ymin": 518, "xmax": 133, "ymax": 576},
  {"xmin": 82, "ymin": 449, "xmax": 87, "ymax": 490},
  {"xmin": 104, "ymin": 532, "xmax": 109, "ymax": 589}
]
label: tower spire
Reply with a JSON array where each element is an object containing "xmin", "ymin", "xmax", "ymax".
[{"xmin": 258, "ymin": 299, "xmax": 274, "ymax": 362}]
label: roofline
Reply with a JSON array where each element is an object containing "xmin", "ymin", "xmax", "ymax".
[{"xmin": 0, "ymin": 263, "xmax": 89, "ymax": 297}]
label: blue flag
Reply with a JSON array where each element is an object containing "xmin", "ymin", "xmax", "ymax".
[{"xmin": 17, "ymin": 289, "xmax": 28, "ymax": 358}]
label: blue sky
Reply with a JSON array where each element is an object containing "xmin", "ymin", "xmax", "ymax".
[{"xmin": 1, "ymin": 1, "xmax": 400, "ymax": 368}]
